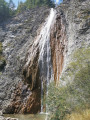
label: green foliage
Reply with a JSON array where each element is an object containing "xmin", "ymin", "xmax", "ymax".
[
  {"xmin": 17, "ymin": 0, "xmax": 55, "ymax": 13},
  {"xmin": 0, "ymin": 42, "xmax": 2, "ymax": 54},
  {"xmin": 0, "ymin": 0, "xmax": 55, "ymax": 20},
  {"xmin": 47, "ymin": 47, "xmax": 90, "ymax": 120},
  {"xmin": 17, "ymin": 1, "xmax": 26, "ymax": 14},
  {"xmin": 0, "ymin": 42, "xmax": 6, "ymax": 71},
  {"xmin": 8, "ymin": 0, "xmax": 16, "ymax": 16},
  {"xmin": 8, "ymin": 0, "xmax": 15, "ymax": 10},
  {"xmin": 0, "ymin": 0, "xmax": 9, "ymax": 21},
  {"xmin": 25, "ymin": 0, "xmax": 55, "ymax": 8},
  {"xmin": 47, "ymin": 82, "xmax": 70, "ymax": 120},
  {"xmin": 0, "ymin": 0, "xmax": 15, "ymax": 22},
  {"xmin": 0, "ymin": 0, "xmax": 55, "ymax": 18}
]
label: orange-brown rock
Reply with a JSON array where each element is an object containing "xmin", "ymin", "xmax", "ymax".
[
  {"xmin": 3, "ymin": 82, "xmax": 41, "ymax": 114},
  {"xmin": 50, "ymin": 14, "xmax": 66, "ymax": 83}
]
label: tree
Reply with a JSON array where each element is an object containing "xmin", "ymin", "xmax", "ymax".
[
  {"xmin": 17, "ymin": 1, "xmax": 26, "ymax": 13},
  {"xmin": 8, "ymin": 0, "xmax": 15, "ymax": 10},
  {"xmin": 0, "ymin": 0, "xmax": 16, "ymax": 22},
  {"xmin": 46, "ymin": 0, "xmax": 55, "ymax": 7},
  {"xmin": 17, "ymin": 0, "xmax": 55, "ymax": 13},
  {"xmin": 23, "ymin": 0, "xmax": 54, "ymax": 9},
  {"xmin": 8, "ymin": 0, "xmax": 15, "ymax": 16},
  {"xmin": 0, "ymin": 0, "xmax": 9, "ymax": 21}
]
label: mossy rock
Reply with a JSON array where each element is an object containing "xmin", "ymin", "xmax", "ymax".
[
  {"xmin": 0, "ymin": 42, "xmax": 6, "ymax": 71},
  {"xmin": 0, "ymin": 57, "xmax": 6, "ymax": 71},
  {"xmin": 0, "ymin": 42, "xmax": 2, "ymax": 54}
]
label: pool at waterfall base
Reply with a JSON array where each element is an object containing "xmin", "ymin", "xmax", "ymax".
[{"xmin": 4, "ymin": 113, "xmax": 47, "ymax": 120}]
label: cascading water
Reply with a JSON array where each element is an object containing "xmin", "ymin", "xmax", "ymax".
[
  {"xmin": 23, "ymin": 8, "xmax": 56, "ymax": 115},
  {"xmin": 38, "ymin": 8, "xmax": 56, "ymax": 113}
]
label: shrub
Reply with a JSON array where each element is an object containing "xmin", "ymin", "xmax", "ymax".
[
  {"xmin": 0, "ymin": 42, "xmax": 6, "ymax": 71},
  {"xmin": 0, "ymin": 42, "xmax": 2, "ymax": 54},
  {"xmin": 47, "ymin": 47, "xmax": 90, "ymax": 120},
  {"xmin": 65, "ymin": 109, "xmax": 90, "ymax": 120}
]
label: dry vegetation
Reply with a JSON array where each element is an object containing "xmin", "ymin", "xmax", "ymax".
[{"xmin": 65, "ymin": 109, "xmax": 90, "ymax": 120}]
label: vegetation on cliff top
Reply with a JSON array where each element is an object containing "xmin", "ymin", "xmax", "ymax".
[
  {"xmin": 0, "ymin": 0, "xmax": 15, "ymax": 22},
  {"xmin": 0, "ymin": 0, "xmax": 55, "ymax": 21},
  {"xmin": 17, "ymin": 0, "xmax": 55, "ymax": 13},
  {"xmin": 47, "ymin": 47, "xmax": 90, "ymax": 120}
]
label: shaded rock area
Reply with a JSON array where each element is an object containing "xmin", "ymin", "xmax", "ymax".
[
  {"xmin": 23, "ymin": 41, "xmax": 40, "ymax": 91},
  {"xmin": 0, "ymin": 6, "xmax": 50, "ymax": 113},
  {"xmin": 23, "ymin": 89, "xmax": 41, "ymax": 114}
]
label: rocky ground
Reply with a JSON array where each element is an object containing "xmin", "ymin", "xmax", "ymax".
[
  {"xmin": 0, "ymin": 116, "xmax": 18, "ymax": 120},
  {"xmin": 0, "ymin": 111, "xmax": 18, "ymax": 120}
]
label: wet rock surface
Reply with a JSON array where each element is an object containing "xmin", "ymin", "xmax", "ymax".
[{"xmin": 50, "ymin": 12, "xmax": 67, "ymax": 83}]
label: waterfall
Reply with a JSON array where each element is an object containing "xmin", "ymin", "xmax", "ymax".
[
  {"xmin": 23, "ymin": 8, "xmax": 56, "ymax": 114},
  {"xmin": 38, "ymin": 8, "xmax": 56, "ymax": 113}
]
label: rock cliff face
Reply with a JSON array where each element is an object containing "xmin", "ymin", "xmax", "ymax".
[
  {"xmin": 0, "ymin": 7, "xmax": 50, "ymax": 113},
  {"xmin": 50, "ymin": 13, "xmax": 67, "ymax": 83},
  {"xmin": 0, "ymin": 0, "xmax": 90, "ymax": 114},
  {"xmin": 58, "ymin": 0, "xmax": 90, "ymax": 70}
]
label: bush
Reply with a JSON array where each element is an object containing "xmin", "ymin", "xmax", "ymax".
[
  {"xmin": 47, "ymin": 47, "xmax": 90, "ymax": 120},
  {"xmin": 0, "ymin": 42, "xmax": 6, "ymax": 71},
  {"xmin": 17, "ymin": 0, "xmax": 55, "ymax": 14},
  {"xmin": 0, "ymin": 0, "xmax": 16, "ymax": 22},
  {"xmin": 65, "ymin": 109, "xmax": 90, "ymax": 120},
  {"xmin": 0, "ymin": 42, "xmax": 2, "ymax": 54}
]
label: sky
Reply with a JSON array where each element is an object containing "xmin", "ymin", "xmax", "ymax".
[
  {"xmin": 5, "ymin": 0, "xmax": 63, "ymax": 7},
  {"xmin": 5, "ymin": 0, "xmax": 26, "ymax": 7},
  {"xmin": 55, "ymin": 0, "xmax": 63, "ymax": 4}
]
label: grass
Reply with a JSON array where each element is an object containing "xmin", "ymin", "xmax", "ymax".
[{"xmin": 65, "ymin": 109, "xmax": 90, "ymax": 120}]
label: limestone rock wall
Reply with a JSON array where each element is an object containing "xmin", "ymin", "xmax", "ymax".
[
  {"xmin": 58, "ymin": 0, "xmax": 90, "ymax": 69},
  {"xmin": 0, "ymin": 7, "xmax": 49, "ymax": 113},
  {"xmin": 50, "ymin": 13, "xmax": 67, "ymax": 83}
]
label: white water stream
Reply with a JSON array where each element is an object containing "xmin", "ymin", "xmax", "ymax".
[
  {"xmin": 25, "ymin": 8, "xmax": 56, "ymax": 114},
  {"xmin": 38, "ymin": 8, "xmax": 56, "ymax": 113}
]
